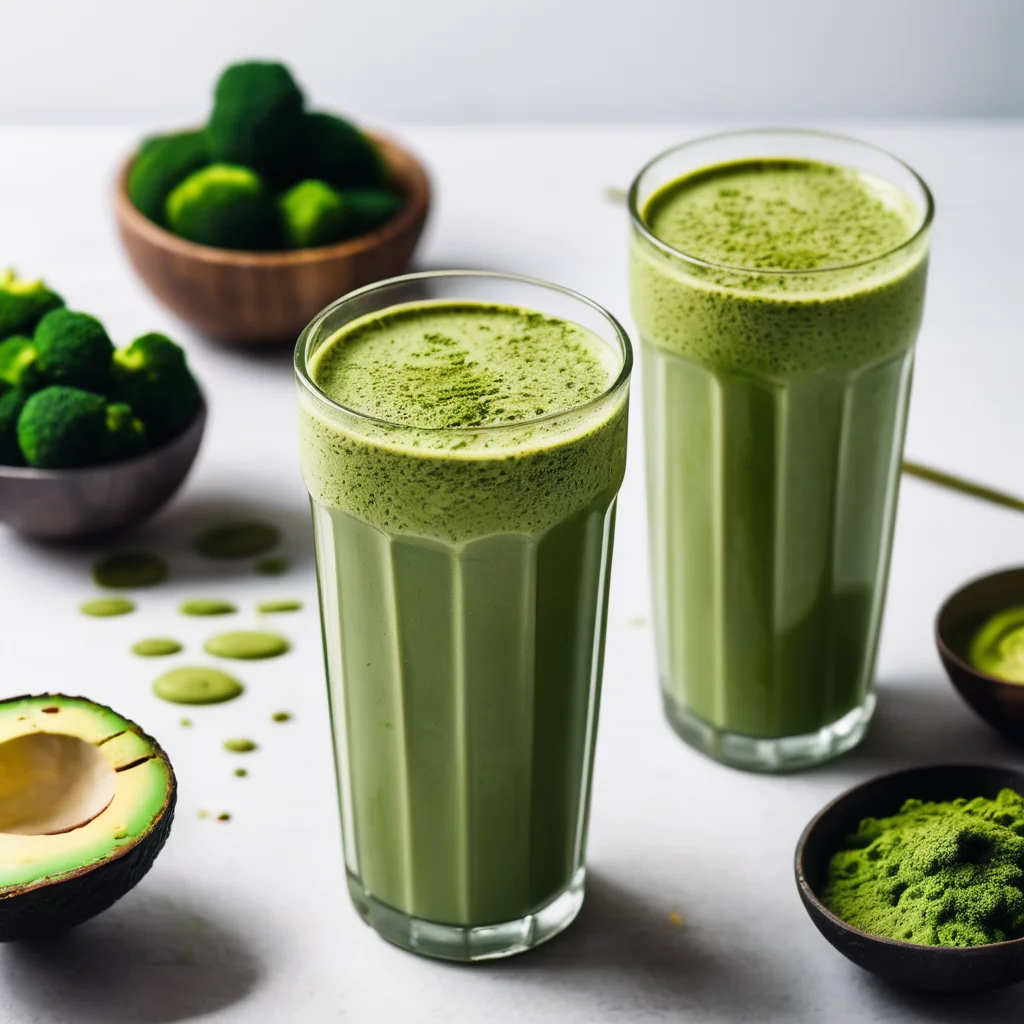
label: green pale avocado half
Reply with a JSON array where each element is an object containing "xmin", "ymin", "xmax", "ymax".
[{"xmin": 0, "ymin": 694, "xmax": 175, "ymax": 942}]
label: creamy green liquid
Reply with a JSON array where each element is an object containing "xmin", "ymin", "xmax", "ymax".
[
  {"xmin": 298, "ymin": 300, "xmax": 628, "ymax": 928},
  {"xmin": 204, "ymin": 631, "xmax": 289, "ymax": 660},
  {"xmin": 257, "ymin": 599, "xmax": 302, "ymax": 613},
  {"xmin": 195, "ymin": 522, "xmax": 280, "ymax": 559},
  {"xmin": 152, "ymin": 667, "xmax": 244, "ymax": 705},
  {"xmin": 224, "ymin": 738, "xmax": 257, "ymax": 752},
  {"xmin": 179, "ymin": 598, "xmax": 237, "ymax": 617},
  {"xmin": 131, "ymin": 638, "xmax": 183, "ymax": 657},
  {"xmin": 631, "ymin": 158, "xmax": 929, "ymax": 741},
  {"xmin": 80, "ymin": 597, "xmax": 135, "ymax": 617},
  {"xmin": 92, "ymin": 552, "xmax": 168, "ymax": 589}
]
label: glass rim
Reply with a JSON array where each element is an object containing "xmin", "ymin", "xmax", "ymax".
[
  {"xmin": 628, "ymin": 127, "xmax": 936, "ymax": 276},
  {"xmin": 294, "ymin": 269, "xmax": 634, "ymax": 435}
]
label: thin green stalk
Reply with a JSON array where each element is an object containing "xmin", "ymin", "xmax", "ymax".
[{"xmin": 903, "ymin": 461, "xmax": 1024, "ymax": 514}]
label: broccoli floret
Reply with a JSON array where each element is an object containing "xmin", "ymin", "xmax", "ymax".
[
  {"xmin": 112, "ymin": 333, "xmax": 200, "ymax": 446},
  {"xmin": 207, "ymin": 61, "xmax": 305, "ymax": 181},
  {"xmin": 338, "ymin": 188, "xmax": 404, "ymax": 235},
  {"xmin": 17, "ymin": 386, "xmax": 110, "ymax": 468},
  {"xmin": 0, "ymin": 335, "xmax": 41, "ymax": 390},
  {"xmin": 127, "ymin": 130, "xmax": 211, "ymax": 224},
  {"xmin": 166, "ymin": 164, "xmax": 280, "ymax": 250},
  {"xmin": 105, "ymin": 402, "xmax": 147, "ymax": 460},
  {"xmin": 300, "ymin": 113, "xmax": 385, "ymax": 189},
  {"xmin": 33, "ymin": 309, "xmax": 115, "ymax": 392},
  {"xmin": 0, "ymin": 269, "xmax": 64, "ymax": 339},
  {"xmin": 279, "ymin": 180, "xmax": 352, "ymax": 249},
  {"xmin": 0, "ymin": 384, "xmax": 27, "ymax": 465}
]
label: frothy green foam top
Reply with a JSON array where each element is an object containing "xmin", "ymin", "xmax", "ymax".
[
  {"xmin": 309, "ymin": 301, "xmax": 617, "ymax": 431},
  {"xmin": 644, "ymin": 158, "xmax": 919, "ymax": 272}
]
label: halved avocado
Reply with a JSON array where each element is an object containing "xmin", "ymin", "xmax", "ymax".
[{"xmin": 0, "ymin": 694, "xmax": 175, "ymax": 942}]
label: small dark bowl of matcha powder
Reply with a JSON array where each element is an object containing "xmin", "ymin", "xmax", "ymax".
[{"xmin": 796, "ymin": 764, "xmax": 1024, "ymax": 993}]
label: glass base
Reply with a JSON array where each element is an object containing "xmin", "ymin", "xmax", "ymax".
[
  {"xmin": 346, "ymin": 867, "xmax": 586, "ymax": 962},
  {"xmin": 662, "ymin": 691, "xmax": 876, "ymax": 773}
]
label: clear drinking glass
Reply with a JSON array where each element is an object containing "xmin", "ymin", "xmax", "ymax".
[
  {"xmin": 629, "ymin": 130, "xmax": 933, "ymax": 771},
  {"xmin": 295, "ymin": 271, "xmax": 632, "ymax": 959}
]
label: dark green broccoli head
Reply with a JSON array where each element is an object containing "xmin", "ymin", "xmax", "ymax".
[
  {"xmin": 113, "ymin": 333, "xmax": 201, "ymax": 446},
  {"xmin": 338, "ymin": 188, "xmax": 404, "ymax": 236},
  {"xmin": 16, "ymin": 386, "xmax": 108, "ymax": 468},
  {"xmin": 0, "ymin": 269, "xmax": 64, "ymax": 339},
  {"xmin": 279, "ymin": 180, "xmax": 351, "ymax": 249},
  {"xmin": 128, "ymin": 130, "xmax": 211, "ymax": 224},
  {"xmin": 33, "ymin": 308, "xmax": 115, "ymax": 392},
  {"xmin": 300, "ymin": 113, "xmax": 385, "ymax": 189},
  {"xmin": 0, "ymin": 335, "xmax": 41, "ymax": 390},
  {"xmin": 105, "ymin": 402, "xmax": 147, "ymax": 461},
  {"xmin": 0, "ymin": 384, "xmax": 27, "ymax": 465},
  {"xmin": 207, "ymin": 61, "xmax": 305, "ymax": 181},
  {"xmin": 166, "ymin": 164, "xmax": 280, "ymax": 250}
]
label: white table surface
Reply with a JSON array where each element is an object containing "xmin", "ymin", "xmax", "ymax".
[{"xmin": 0, "ymin": 122, "xmax": 1022, "ymax": 1023}]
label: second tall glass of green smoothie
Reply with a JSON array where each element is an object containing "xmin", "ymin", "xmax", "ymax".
[
  {"xmin": 629, "ymin": 130, "xmax": 933, "ymax": 771},
  {"xmin": 295, "ymin": 272, "xmax": 631, "ymax": 960}
]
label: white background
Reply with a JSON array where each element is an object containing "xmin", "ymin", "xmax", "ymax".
[{"xmin": 0, "ymin": 0, "xmax": 1020, "ymax": 124}]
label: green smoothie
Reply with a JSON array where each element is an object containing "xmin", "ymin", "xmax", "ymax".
[
  {"xmin": 296, "ymin": 294, "xmax": 629, "ymax": 953},
  {"xmin": 630, "ymin": 150, "xmax": 931, "ymax": 765}
]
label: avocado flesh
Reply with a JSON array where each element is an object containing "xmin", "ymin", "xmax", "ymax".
[{"xmin": 0, "ymin": 694, "xmax": 175, "ymax": 940}]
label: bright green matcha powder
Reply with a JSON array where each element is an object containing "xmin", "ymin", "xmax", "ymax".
[{"xmin": 823, "ymin": 789, "xmax": 1024, "ymax": 946}]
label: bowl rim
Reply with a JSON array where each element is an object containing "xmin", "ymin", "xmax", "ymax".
[
  {"xmin": 795, "ymin": 761, "xmax": 1024, "ymax": 954},
  {"xmin": 935, "ymin": 565, "xmax": 1024, "ymax": 690},
  {"xmin": 113, "ymin": 127, "xmax": 431, "ymax": 267},
  {"xmin": 0, "ymin": 392, "xmax": 207, "ymax": 480}
]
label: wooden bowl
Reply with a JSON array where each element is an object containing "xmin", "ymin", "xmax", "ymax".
[
  {"xmin": 114, "ymin": 131, "xmax": 430, "ymax": 345},
  {"xmin": 796, "ymin": 764, "xmax": 1024, "ymax": 993},
  {"xmin": 936, "ymin": 567, "xmax": 1024, "ymax": 746}
]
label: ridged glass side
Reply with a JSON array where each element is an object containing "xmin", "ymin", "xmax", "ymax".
[
  {"xmin": 311, "ymin": 497, "xmax": 617, "ymax": 929},
  {"xmin": 643, "ymin": 340, "xmax": 914, "ymax": 743}
]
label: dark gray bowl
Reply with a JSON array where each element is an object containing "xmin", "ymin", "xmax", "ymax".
[
  {"xmin": 0, "ymin": 398, "xmax": 205, "ymax": 541},
  {"xmin": 796, "ymin": 764, "xmax": 1024, "ymax": 993}
]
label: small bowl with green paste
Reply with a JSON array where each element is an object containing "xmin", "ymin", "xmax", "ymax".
[
  {"xmin": 936, "ymin": 567, "xmax": 1024, "ymax": 746},
  {"xmin": 796, "ymin": 764, "xmax": 1024, "ymax": 993}
]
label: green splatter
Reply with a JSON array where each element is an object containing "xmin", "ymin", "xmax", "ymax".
[
  {"xmin": 153, "ymin": 666, "xmax": 244, "ymax": 705},
  {"xmin": 80, "ymin": 597, "xmax": 135, "ymax": 617},
  {"xmin": 224, "ymin": 738, "xmax": 257, "ymax": 753},
  {"xmin": 234, "ymin": 767, "xmax": 248, "ymax": 777},
  {"xmin": 180, "ymin": 717, "xmax": 193, "ymax": 728},
  {"xmin": 198, "ymin": 809, "xmax": 209, "ymax": 819},
  {"xmin": 271, "ymin": 711, "xmax": 292, "ymax": 723},
  {"xmin": 255, "ymin": 556, "xmax": 289, "ymax": 576},
  {"xmin": 195, "ymin": 522, "xmax": 280, "ymax": 559},
  {"xmin": 92, "ymin": 552, "xmax": 169, "ymax": 588},
  {"xmin": 257, "ymin": 599, "xmax": 302, "ymax": 614},
  {"xmin": 204, "ymin": 631, "xmax": 289, "ymax": 660},
  {"xmin": 179, "ymin": 598, "xmax": 237, "ymax": 616},
  {"xmin": 131, "ymin": 637, "xmax": 183, "ymax": 657},
  {"xmin": 217, "ymin": 812, "xmax": 231, "ymax": 822}
]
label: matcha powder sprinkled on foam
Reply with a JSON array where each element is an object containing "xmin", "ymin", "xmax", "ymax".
[
  {"xmin": 195, "ymin": 522, "xmax": 280, "ymax": 559},
  {"xmin": 823, "ymin": 789, "xmax": 1024, "ymax": 946},
  {"xmin": 80, "ymin": 597, "xmax": 136, "ymax": 617},
  {"xmin": 92, "ymin": 552, "xmax": 169, "ymax": 589}
]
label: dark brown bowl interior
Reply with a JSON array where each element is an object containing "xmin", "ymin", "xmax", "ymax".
[
  {"xmin": 796, "ymin": 764, "xmax": 1024, "ymax": 993},
  {"xmin": 936, "ymin": 567, "xmax": 1024, "ymax": 745}
]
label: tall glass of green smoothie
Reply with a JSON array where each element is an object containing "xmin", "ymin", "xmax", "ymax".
[
  {"xmin": 629, "ymin": 130, "xmax": 933, "ymax": 771},
  {"xmin": 295, "ymin": 271, "xmax": 631, "ymax": 959}
]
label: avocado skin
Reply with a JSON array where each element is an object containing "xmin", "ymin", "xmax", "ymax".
[{"xmin": 0, "ymin": 694, "xmax": 177, "ymax": 942}]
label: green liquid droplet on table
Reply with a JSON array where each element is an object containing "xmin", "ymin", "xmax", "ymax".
[
  {"xmin": 180, "ymin": 718, "xmax": 193, "ymax": 728},
  {"xmin": 217, "ymin": 812, "xmax": 231, "ymax": 822},
  {"xmin": 970, "ymin": 606, "xmax": 1024, "ymax": 684},
  {"xmin": 92, "ymin": 552, "xmax": 169, "ymax": 589},
  {"xmin": 255, "ymin": 556, "xmax": 290, "ymax": 576},
  {"xmin": 272, "ymin": 711, "xmax": 292, "ymax": 723},
  {"xmin": 131, "ymin": 637, "xmax": 183, "ymax": 657},
  {"xmin": 179, "ymin": 598, "xmax": 237, "ymax": 616},
  {"xmin": 204, "ymin": 631, "xmax": 289, "ymax": 660},
  {"xmin": 224, "ymin": 738, "xmax": 257, "ymax": 752},
  {"xmin": 257, "ymin": 599, "xmax": 302, "ymax": 614},
  {"xmin": 153, "ymin": 666, "xmax": 244, "ymax": 705},
  {"xmin": 234, "ymin": 767, "xmax": 248, "ymax": 777},
  {"xmin": 80, "ymin": 597, "xmax": 136, "ymax": 617},
  {"xmin": 196, "ymin": 522, "xmax": 280, "ymax": 559}
]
